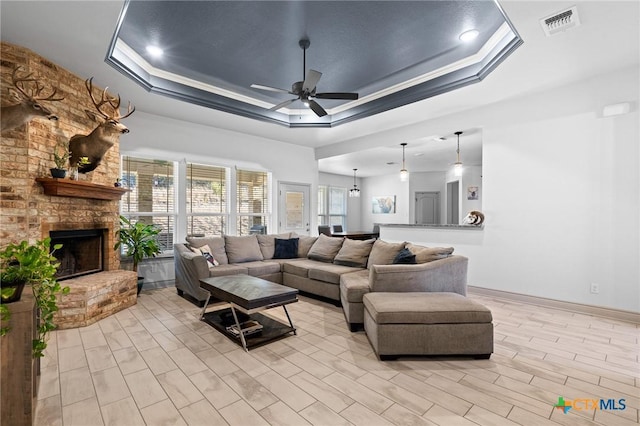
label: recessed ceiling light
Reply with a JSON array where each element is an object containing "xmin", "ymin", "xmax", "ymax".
[
  {"xmin": 459, "ymin": 29, "xmax": 479, "ymax": 42},
  {"xmin": 413, "ymin": 153, "xmax": 424, "ymax": 157},
  {"xmin": 433, "ymin": 137, "xmax": 447, "ymax": 142},
  {"xmin": 146, "ymin": 45, "xmax": 164, "ymax": 57}
]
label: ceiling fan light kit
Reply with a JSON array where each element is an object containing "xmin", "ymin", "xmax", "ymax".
[{"xmin": 251, "ymin": 38, "xmax": 359, "ymax": 118}]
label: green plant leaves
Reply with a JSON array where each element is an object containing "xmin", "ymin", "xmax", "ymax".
[
  {"xmin": 0, "ymin": 238, "xmax": 69, "ymax": 357},
  {"xmin": 114, "ymin": 216, "xmax": 162, "ymax": 272}
]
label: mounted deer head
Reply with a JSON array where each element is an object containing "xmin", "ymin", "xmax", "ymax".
[
  {"xmin": 0, "ymin": 66, "xmax": 65, "ymax": 133},
  {"xmin": 69, "ymin": 78, "xmax": 135, "ymax": 173}
]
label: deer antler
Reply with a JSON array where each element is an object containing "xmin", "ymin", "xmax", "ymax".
[
  {"xmin": 85, "ymin": 77, "xmax": 134, "ymax": 120},
  {"xmin": 85, "ymin": 78, "xmax": 111, "ymax": 119},
  {"xmin": 117, "ymin": 101, "xmax": 135, "ymax": 120},
  {"xmin": 10, "ymin": 66, "xmax": 65, "ymax": 102},
  {"xmin": 11, "ymin": 66, "xmax": 38, "ymax": 99}
]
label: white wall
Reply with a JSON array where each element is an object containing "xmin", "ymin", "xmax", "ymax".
[
  {"xmin": 460, "ymin": 166, "xmax": 483, "ymax": 221},
  {"xmin": 361, "ymin": 173, "xmax": 411, "ymax": 230},
  {"xmin": 121, "ymin": 111, "xmax": 319, "ymax": 239},
  {"xmin": 382, "ymin": 66, "xmax": 639, "ymax": 313},
  {"xmin": 318, "ymin": 172, "xmax": 362, "ymax": 232}
]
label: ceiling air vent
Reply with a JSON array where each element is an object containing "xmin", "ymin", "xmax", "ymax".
[{"xmin": 540, "ymin": 6, "xmax": 581, "ymax": 37}]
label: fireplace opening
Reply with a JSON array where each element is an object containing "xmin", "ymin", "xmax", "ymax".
[{"xmin": 50, "ymin": 229, "xmax": 105, "ymax": 280}]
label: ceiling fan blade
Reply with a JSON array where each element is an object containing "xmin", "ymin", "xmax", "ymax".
[
  {"xmin": 251, "ymin": 84, "xmax": 291, "ymax": 94},
  {"xmin": 308, "ymin": 99, "xmax": 328, "ymax": 117},
  {"xmin": 314, "ymin": 92, "xmax": 359, "ymax": 100},
  {"xmin": 302, "ymin": 69, "xmax": 322, "ymax": 92},
  {"xmin": 270, "ymin": 98, "xmax": 297, "ymax": 111}
]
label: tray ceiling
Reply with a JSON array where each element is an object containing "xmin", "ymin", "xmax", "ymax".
[{"xmin": 107, "ymin": 0, "xmax": 522, "ymax": 128}]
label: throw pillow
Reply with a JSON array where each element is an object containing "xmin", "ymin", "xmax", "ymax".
[
  {"xmin": 224, "ymin": 235, "xmax": 264, "ymax": 263},
  {"xmin": 392, "ymin": 248, "xmax": 417, "ymax": 264},
  {"xmin": 188, "ymin": 244, "xmax": 219, "ymax": 268},
  {"xmin": 198, "ymin": 244, "xmax": 220, "ymax": 268},
  {"xmin": 185, "ymin": 236, "xmax": 228, "ymax": 264},
  {"xmin": 273, "ymin": 238, "xmax": 299, "ymax": 259},
  {"xmin": 406, "ymin": 243, "xmax": 454, "ymax": 263},
  {"xmin": 367, "ymin": 239, "xmax": 406, "ymax": 269},
  {"xmin": 307, "ymin": 234, "xmax": 344, "ymax": 263},
  {"xmin": 296, "ymin": 235, "xmax": 317, "ymax": 258},
  {"xmin": 333, "ymin": 238, "xmax": 375, "ymax": 268},
  {"xmin": 257, "ymin": 233, "xmax": 291, "ymax": 259}
]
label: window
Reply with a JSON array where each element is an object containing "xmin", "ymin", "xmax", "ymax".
[
  {"xmin": 187, "ymin": 163, "xmax": 228, "ymax": 237},
  {"xmin": 121, "ymin": 156, "xmax": 175, "ymax": 253},
  {"xmin": 318, "ymin": 185, "xmax": 347, "ymax": 227},
  {"xmin": 236, "ymin": 169, "xmax": 270, "ymax": 236}
]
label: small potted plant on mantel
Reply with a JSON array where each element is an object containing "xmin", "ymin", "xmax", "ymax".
[
  {"xmin": 114, "ymin": 216, "xmax": 162, "ymax": 295},
  {"xmin": 50, "ymin": 143, "xmax": 70, "ymax": 178}
]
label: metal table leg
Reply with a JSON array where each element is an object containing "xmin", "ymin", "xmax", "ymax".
[
  {"xmin": 283, "ymin": 305, "xmax": 296, "ymax": 335},
  {"xmin": 230, "ymin": 305, "xmax": 249, "ymax": 352},
  {"xmin": 199, "ymin": 293, "xmax": 211, "ymax": 320}
]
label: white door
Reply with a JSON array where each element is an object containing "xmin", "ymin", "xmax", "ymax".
[
  {"xmin": 278, "ymin": 182, "xmax": 311, "ymax": 235},
  {"xmin": 415, "ymin": 192, "xmax": 440, "ymax": 224}
]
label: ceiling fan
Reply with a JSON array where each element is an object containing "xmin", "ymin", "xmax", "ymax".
[{"xmin": 251, "ymin": 38, "xmax": 359, "ymax": 117}]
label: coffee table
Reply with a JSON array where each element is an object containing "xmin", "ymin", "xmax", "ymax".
[{"xmin": 199, "ymin": 275, "xmax": 298, "ymax": 351}]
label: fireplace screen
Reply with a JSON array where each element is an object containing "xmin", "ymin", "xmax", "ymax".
[{"xmin": 50, "ymin": 229, "xmax": 105, "ymax": 280}]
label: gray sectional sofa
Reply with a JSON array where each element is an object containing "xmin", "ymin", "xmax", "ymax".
[{"xmin": 174, "ymin": 233, "xmax": 468, "ymax": 330}]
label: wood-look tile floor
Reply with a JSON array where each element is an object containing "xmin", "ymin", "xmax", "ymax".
[{"xmin": 35, "ymin": 286, "xmax": 639, "ymax": 426}]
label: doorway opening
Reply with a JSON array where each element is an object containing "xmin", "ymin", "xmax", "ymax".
[{"xmin": 446, "ymin": 181, "xmax": 460, "ymax": 224}]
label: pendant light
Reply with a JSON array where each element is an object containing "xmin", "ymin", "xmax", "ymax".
[
  {"xmin": 399, "ymin": 143, "xmax": 409, "ymax": 181},
  {"xmin": 349, "ymin": 168, "xmax": 360, "ymax": 198},
  {"xmin": 453, "ymin": 131, "xmax": 463, "ymax": 176}
]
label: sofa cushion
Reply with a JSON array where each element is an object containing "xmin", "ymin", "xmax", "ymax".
[
  {"xmin": 297, "ymin": 235, "xmax": 317, "ymax": 258},
  {"xmin": 282, "ymin": 259, "xmax": 320, "ymax": 278},
  {"xmin": 367, "ymin": 239, "xmax": 405, "ymax": 269},
  {"xmin": 308, "ymin": 263, "xmax": 364, "ymax": 285},
  {"xmin": 224, "ymin": 235, "xmax": 264, "ymax": 263},
  {"xmin": 186, "ymin": 236, "xmax": 229, "ymax": 265},
  {"xmin": 274, "ymin": 238, "xmax": 299, "ymax": 259},
  {"xmin": 393, "ymin": 248, "xmax": 417, "ymax": 264},
  {"xmin": 333, "ymin": 238, "xmax": 375, "ymax": 268},
  {"xmin": 207, "ymin": 264, "xmax": 248, "ymax": 277},
  {"xmin": 340, "ymin": 270, "xmax": 370, "ymax": 303},
  {"xmin": 239, "ymin": 261, "xmax": 282, "ymax": 277},
  {"xmin": 257, "ymin": 233, "xmax": 291, "ymax": 260},
  {"xmin": 307, "ymin": 234, "xmax": 344, "ymax": 263},
  {"xmin": 406, "ymin": 243, "xmax": 454, "ymax": 263},
  {"xmin": 363, "ymin": 292, "xmax": 492, "ymax": 324}
]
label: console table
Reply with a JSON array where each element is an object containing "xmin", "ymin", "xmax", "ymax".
[{"xmin": 1, "ymin": 287, "xmax": 38, "ymax": 426}]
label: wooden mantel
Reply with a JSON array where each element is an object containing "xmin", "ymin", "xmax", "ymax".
[{"xmin": 36, "ymin": 178, "xmax": 129, "ymax": 201}]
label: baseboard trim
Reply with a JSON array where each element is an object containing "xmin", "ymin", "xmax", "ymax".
[{"xmin": 468, "ymin": 286, "xmax": 640, "ymax": 324}]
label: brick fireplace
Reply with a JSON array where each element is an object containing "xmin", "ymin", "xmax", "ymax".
[{"xmin": 1, "ymin": 42, "xmax": 137, "ymax": 328}]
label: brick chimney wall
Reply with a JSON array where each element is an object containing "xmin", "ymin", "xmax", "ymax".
[{"xmin": 1, "ymin": 42, "xmax": 125, "ymax": 270}]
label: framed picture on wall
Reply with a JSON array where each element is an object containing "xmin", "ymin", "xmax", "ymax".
[
  {"xmin": 467, "ymin": 186, "xmax": 479, "ymax": 200},
  {"xmin": 372, "ymin": 196, "xmax": 396, "ymax": 214}
]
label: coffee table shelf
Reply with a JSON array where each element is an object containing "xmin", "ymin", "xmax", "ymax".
[{"xmin": 201, "ymin": 308, "xmax": 296, "ymax": 350}]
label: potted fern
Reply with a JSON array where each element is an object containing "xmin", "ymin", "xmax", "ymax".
[
  {"xmin": 0, "ymin": 238, "xmax": 70, "ymax": 357},
  {"xmin": 114, "ymin": 216, "xmax": 162, "ymax": 295}
]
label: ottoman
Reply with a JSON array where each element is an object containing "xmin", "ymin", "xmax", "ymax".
[{"xmin": 363, "ymin": 292, "xmax": 493, "ymax": 360}]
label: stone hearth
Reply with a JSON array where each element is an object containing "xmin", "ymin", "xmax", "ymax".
[{"xmin": 55, "ymin": 270, "xmax": 137, "ymax": 329}]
